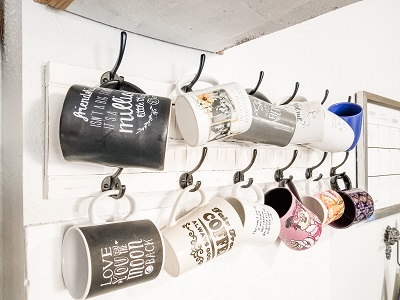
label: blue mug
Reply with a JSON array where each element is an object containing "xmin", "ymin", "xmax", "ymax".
[{"xmin": 328, "ymin": 102, "xmax": 363, "ymax": 151}]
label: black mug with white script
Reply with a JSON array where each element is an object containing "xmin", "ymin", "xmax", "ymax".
[
  {"xmin": 59, "ymin": 84, "xmax": 171, "ymax": 169},
  {"xmin": 61, "ymin": 191, "xmax": 165, "ymax": 300}
]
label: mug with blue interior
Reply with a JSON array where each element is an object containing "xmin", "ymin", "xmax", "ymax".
[{"xmin": 328, "ymin": 102, "xmax": 363, "ymax": 151}]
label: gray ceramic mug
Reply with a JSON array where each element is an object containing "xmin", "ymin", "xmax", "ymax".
[{"xmin": 233, "ymin": 95, "xmax": 296, "ymax": 146}]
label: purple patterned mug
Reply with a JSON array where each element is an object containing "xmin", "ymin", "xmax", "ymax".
[
  {"xmin": 264, "ymin": 186, "xmax": 322, "ymax": 251},
  {"xmin": 329, "ymin": 173, "xmax": 374, "ymax": 228}
]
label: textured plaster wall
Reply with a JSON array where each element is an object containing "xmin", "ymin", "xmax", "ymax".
[{"xmin": 1, "ymin": 0, "xmax": 24, "ymax": 299}]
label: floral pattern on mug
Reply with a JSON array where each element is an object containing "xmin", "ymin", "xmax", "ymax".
[
  {"xmin": 196, "ymin": 93, "xmax": 214, "ymax": 112},
  {"xmin": 315, "ymin": 190, "xmax": 345, "ymax": 224},
  {"xmin": 196, "ymin": 89, "xmax": 237, "ymax": 142},
  {"xmin": 285, "ymin": 201, "xmax": 322, "ymax": 250},
  {"xmin": 347, "ymin": 188, "xmax": 374, "ymax": 222}
]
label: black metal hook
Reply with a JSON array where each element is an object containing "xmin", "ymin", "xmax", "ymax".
[
  {"xmin": 348, "ymin": 96, "xmax": 352, "ymax": 102},
  {"xmin": 274, "ymin": 150, "xmax": 298, "ymax": 182},
  {"xmin": 101, "ymin": 167, "xmax": 126, "ymax": 199},
  {"xmin": 233, "ymin": 149, "xmax": 257, "ymax": 188},
  {"xmin": 101, "ymin": 31, "xmax": 127, "ymax": 84},
  {"xmin": 330, "ymin": 151, "xmax": 349, "ymax": 177},
  {"xmin": 248, "ymin": 71, "xmax": 264, "ymax": 95},
  {"xmin": 321, "ymin": 89, "xmax": 329, "ymax": 105},
  {"xmin": 279, "ymin": 82, "xmax": 300, "ymax": 105},
  {"xmin": 179, "ymin": 147, "xmax": 208, "ymax": 192},
  {"xmin": 305, "ymin": 152, "xmax": 328, "ymax": 181},
  {"xmin": 182, "ymin": 54, "xmax": 206, "ymax": 93},
  {"xmin": 278, "ymin": 175, "xmax": 302, "ymax": 202}
]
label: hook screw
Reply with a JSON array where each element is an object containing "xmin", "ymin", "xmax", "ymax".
[
  {"xmin": 274, "ymin": 150, "xmax": 298, "ymax": 182},
  {"xmin": 179, "ymin": 147, "xmax": 208, "ymax": 192},
  {"xmin": 305, "ymin": 152, "xmax": 328, "ymax": 181},
  {"xmin": 233, "ymin": 149, "xmax": 257, "ymax": 188},
  {"xmin": 101, "ymin": 167, "xmax": 126, "ymax": 199},
  {"xmin": 330, "ymin": 151, "xmax": 350, "ymax": 177}
]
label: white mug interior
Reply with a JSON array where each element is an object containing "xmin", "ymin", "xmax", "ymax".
[
  {"xmin": 301, "ymin": 195, "xmax": 328, "ymax": 224},
  {"xmin": 62, "ymin": 227, "xmax": 91, "ymax": 300}
]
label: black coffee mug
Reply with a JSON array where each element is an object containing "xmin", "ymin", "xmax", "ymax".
[
  {"xmin": 61, "ymin": 191, "xmax": 164, "ymax": 300},
  {"xmin": 59, "ymin": 83, "xmax": 172, "ymax": 169}
]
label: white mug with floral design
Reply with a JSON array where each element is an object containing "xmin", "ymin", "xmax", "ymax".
[{"xmin": 174, "ymin": 74, "xmax": 252, "ymax": 146}]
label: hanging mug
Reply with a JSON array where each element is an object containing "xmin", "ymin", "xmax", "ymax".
[
  {"xmin": 61, "ymin": 191, "xmax": 164, "ymax": 300},
  {"xmin": 264, "ymin": 181, "xmax": 322, "ymax": 251},
  {"xmin": 230, "ymin": 182, "xmax": 280, "ymax": 243},
  {"xmin": 162, "ymin": 186, "xmax": 243, "ymax": 277},
  {"xmin": 329, "ymin": 173, "xmax": 374, "ymax": 228},
  {"xmin": 59, "ymin": 83, "xmax": 172, "ymax": 169},
  {"xmin": 174, "ymin": 74, "xmax": 253, "ymax": 146},
  {"xmin": 303, "ymin": 108, "xmax": 355, "ymax": 153},
  {"xmin": 328, "ymin": 102, "xmax": 363, "ymax": 151},
  {"xmin": 232, "ymin": 95, "xmax": 297, "ymax": 147},
  {"xmin": 276, "ymin": 96, "xmax": 326, "ymax": 144},
  {"xmin": 301, "ymin": 177, "xmax": 345, "ymax": 225}
]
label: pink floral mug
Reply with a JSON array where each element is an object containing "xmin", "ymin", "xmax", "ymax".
[{"xmin": 264, "ymin": 187, "xmax": 322, "ymax": 250}]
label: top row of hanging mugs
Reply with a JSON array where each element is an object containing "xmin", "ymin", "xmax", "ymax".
[
  {"xmin": 58, "ymin": 33, "xmax": 362, "ymax": 171},
  {"xmin": 174, "ymin": 54, "xmax": 363, "ymax": 153}
]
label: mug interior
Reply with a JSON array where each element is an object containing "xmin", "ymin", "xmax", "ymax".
[
  {"xmin": 329, "ymin": 103, "xmax": 362, "ymax": 117},
  {"xmin": 226, "ymin": 197, "xmax": 246, "ymax": 225},
  {"xmin": 175, "ymin": 96, "xmax": 203, "ymax": 146},
  {"xmin": 163, "ymin": 238, "xmax": 180, "ymax": 277},
  {"xmin": 264, "ymin": 188, "xmax": 292, "ymax": 218},
  {"xmin": 302, "ymin": 196, "xmax": 326, "ymax": 224},
  {"xmin": 62, "ymin": 227, "xmax": 90, "ymax": 300},
  {"xmin": 328, "ymin": 192, "xmax": 356, "ymax": 228}
]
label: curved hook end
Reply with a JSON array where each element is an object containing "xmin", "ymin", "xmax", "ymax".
[
  {"xmin": 241, "ymin": 178, "xmax": 253, "ymax": 188},
  {"xmin": 248, "ymin": 71, "xmax": 264, "ymax": 95},
  {"xmin": 190, "ymin": 181, "xmax": 202, "ymax": 192}
]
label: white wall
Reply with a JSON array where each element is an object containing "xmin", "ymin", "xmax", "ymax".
[{"xmin": 2, "ymin": 0, "xmax": 400, "ymax": 299}]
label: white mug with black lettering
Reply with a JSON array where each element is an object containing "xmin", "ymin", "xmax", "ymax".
[
  {"xmin": 174, "ymin": 74, "xmax": 253, "ymax": 146},
  {"xmin": 61, "ymin": 191, "xmax": 164, "ymax": 300},
  {"xmin": 162, "ymin": 186, "xmax": 243, "ymax": 277},
  {"xmin": 230, "ymin": 182, "xmax": 280, "ymax": 243}
]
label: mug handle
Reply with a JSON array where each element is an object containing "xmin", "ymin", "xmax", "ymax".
[
  {"xmin": 330, "ymin": 173, "xmax": 353, "ymax": 192},
  {"xmin": 166, "ymin": 186, "xmax": 208, "ymax": 228},
  {"xmin": 231, "ymin": 182, "xmax": 264, "ymax": 203},
  {"xmin": 175, "ymin": 74, "xmax": 219, "ymax": 97},
  {"xmin": 89, "ymin": 190, "xmax": 136, "ymax": 225},
  {"xmin": 305, "ymin": 177, "xmax": 326, "ymax": 195},
  {"xmin": 100, "ymin": 79, "xmax": 146, "ymax": 94}
]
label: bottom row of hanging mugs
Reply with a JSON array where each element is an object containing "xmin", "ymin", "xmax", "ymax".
[{"xmin": 61, "ymin": 173, "xmax": 374, "ymax": 300}]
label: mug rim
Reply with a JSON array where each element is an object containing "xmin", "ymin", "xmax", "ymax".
[
  {"xmin": 328, "ymin": 190, "xmax": 357, "ymax": 229},
  {"xmin": 328, "ymin": 102, "xmax": 363, "ymax": 117},
  {"xmin": 301, "ymin": 195, "xmax": 328, "ymax": 224},
  {"xmin": 62, "ymin": 226, "xmax": 92, "ymax": 300}
]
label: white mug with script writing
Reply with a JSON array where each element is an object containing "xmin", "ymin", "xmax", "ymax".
[
  {"xmin": 230, "ymin": 182, "xmax": 280, "ymax": 243},
  {"xmin": 162, "ymin": 186, "xmax": 243, "ymax": 277},
  {"xmin": 61, "ymin": 191, "xmax": 164, "ymax": 300},
  {"xmin": 174, "ymin": 74, "xmax": 253, "ymax": 146},
  {"xmin": 279, "ymin": 100, "xmax": 325, "ymax": 144}
]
